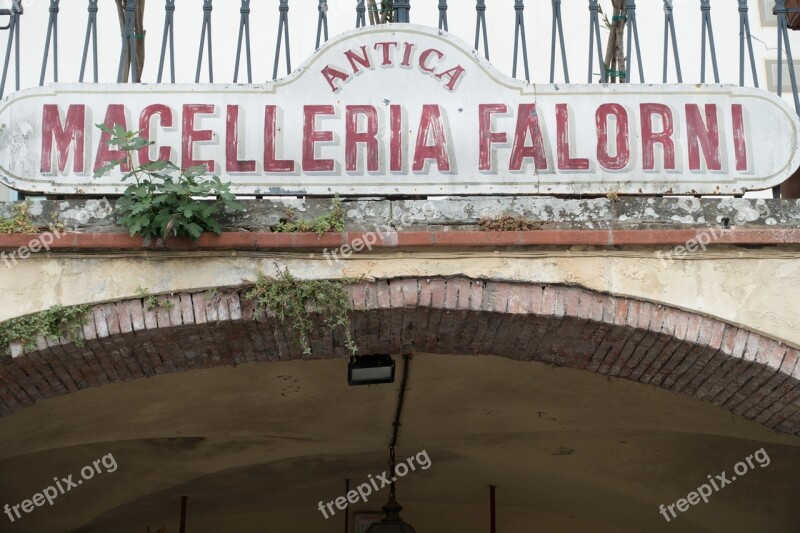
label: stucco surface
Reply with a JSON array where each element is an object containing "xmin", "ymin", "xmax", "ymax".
[{"xmin": 1, "ymin": 248, "xmax": 799, "ymax": 348}]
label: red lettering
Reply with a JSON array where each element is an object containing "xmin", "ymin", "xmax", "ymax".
[
  {"xmin": 344, "ymin": 46, "xmax": 372, "ymax": 74},
  {"xmin": 640, "ymin": 103, "xmax": 676, "ymax": 171},
  {"xmin": 556, "ymin": 103, "xmax": 589, "ymax": 170},
  {"xmin": 419, "ymin": 48, "xmax": 444, "ymax": 74},
  {"xmin": 40, "ymin": 104, "xmax": 85, "ymax": 174},
  {"xmin": 510, "ymin": 103, "xmax": 548, "ymax": 171},
  {"xmin": 595, "ymin": 103, "xmax": 630, "ymax": 171},
  {"xmin": 94, "ymin": 104, "xmax": 131, "ymax": 173},
  {"xmin": 226, "ymin": 105, "xmax": 255, "ymax": 173},
  {"xmin": 478, "ymin": 104, "xmax": 507, "ymax": 171},
  {"xmin": 321, "ymin": 65, "xmax": 350, "ymax": 93},
  {"xmin": 435, "ymin": 65, "xmax": 466, "ymax": 91},
  {"xmin": 390, "ymin": 105, "xmax": 403, "ymax": 172},
  {"xmin": 686, "ymin": 104, "xmax": 721, "ymax": 171},
  {"xmin": 732, "ymin": 104, "xmax": 748, "ymax": 172},
  {"xmin": 182, "ymin": 104, "xmax": 215, "ymax": 172},
  {"xmin": 345, "ymin": 105, "xmax": 379, "ymax": 172},
  {"xmin": 303, "ymin": 105, "xmax": 335, "ymax": 172},
  {"xmin": 264, "ymin": 105, "xmax": 295, "ymax": 173},
  {"xmin": 138, "ymin": 104, "xmax": 173, "ymax": 166},
  {"xmin": 374, "ymin": 42, "xmax": 398, "ymax": 66},
  {"xmin": 400, "ymin": 42, "xmax": 414, "ymax": 67},
  {"xmin": 412, "ymin": 104, "xmax": 451, "ymax": 172}
]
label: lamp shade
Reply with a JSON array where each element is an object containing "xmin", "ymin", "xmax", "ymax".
[
  {"xmin": 365, "ymin": 495, "xmax": 416, "ymax": 533},
  {"xmin": 348, "ymin": 354, "xmax": 396, "ymax": 386}
]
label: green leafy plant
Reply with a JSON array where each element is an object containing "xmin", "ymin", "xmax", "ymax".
[
  {"xmin": 135, "ymin": 286, "xmax": 174, "ymax": 310},
  {"xmin": 243, "ymin": 269, "xmax": 357, "ymax": 356},
  {"xmin": 94, "ymin": 125, "xmax": 243, "ymax": 242},
  {"xmin": 0, "ymin": 305, "xmax": 91, "ymax": 356},
  {"xmin": 0, "ymin": 200, "xmax": 40, "ymax": 234},
  {"xmin": 272, "ymin": 196, "xmax": 346, "ymax": 236}
]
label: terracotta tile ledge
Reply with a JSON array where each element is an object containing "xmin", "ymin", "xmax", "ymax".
[{"xmin": 1, "ymin": 228, "xmax": 800, "ymax": 252}]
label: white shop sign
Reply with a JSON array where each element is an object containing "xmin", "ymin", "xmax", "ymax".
[{"xmin": 0, "ymin": 25, "xmax": 798, "ymax": 196}]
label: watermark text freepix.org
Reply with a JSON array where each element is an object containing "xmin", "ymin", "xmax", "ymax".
[
  {"xmin": 659, "ymin": 448, "xmax": 770, "ymax": 522},
  {"xmin": 317, "ymin": 450, "xmax": 431, "ymax": 519},
  {"xmin": 322, "ymin": 203, "xmax": 439, "ymax": 264},
  {"xmin": 4, "ymin": 453, "xmax": 118, "ymax": 523},
  {"xmin": 1, "ymin": 199, "xmax": 112, "ymax": 269}
]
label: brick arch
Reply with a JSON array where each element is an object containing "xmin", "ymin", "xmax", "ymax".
[{"xmin": 1, "ymin": 278, "xmax": 799, "ymax": 436}]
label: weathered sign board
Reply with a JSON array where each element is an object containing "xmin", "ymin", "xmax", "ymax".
[{"xmin": 1, "ymin": 25, "xmax": 799, "ymax": 196}]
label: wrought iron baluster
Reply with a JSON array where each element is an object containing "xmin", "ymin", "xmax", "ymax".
[
  {"xmin": 117, "ymin": 0, "xmax": 138, "ymax": 83},
  {"xmin": 588, "ymin": 0, "xmax": 607, "ymax": 83},
  {"xmin": 625, "ymin": 0, "xmax": 644, "ymax": 82},
  {"xmin": 395, "ymin": 0, "xmax": 410, "ymax": 22},
  {"xmin": 512, "ymin": 0, "xmax": 530, "ymax": 82},
  {"xmin": 273, "ymin": 0, "xmax": 291, "ymax": 80},
  {"xmin": 356, "ymin": 0, "xmax": 366, "ymax": 28},
  {"xmin": 662, "ymin": 0, "xmax": 682, "ymax": 83},
  {"xmin": 157, "ymin": 0, "xmax": 176, "ymax": 83},
  {"xmin": 775, "ymin": 0, "xmax": 800, "ymax": 112},
  {"xmin": 0, "ymin": 0, "xmax": 23, "ymax": 99},
  {"xmin": 40, "ymin": 0, "xmax": 60, "ymax": 86},
  {"xmin": 475, "ymin": 0, "xmax": 489, "ymax": 60},
  {"xmin": 195, "ymin": 0, "xmax": 214, "ymax": 83},
  {"xmin": 79, "ymin": 0, "xmax": 99, "ymax": 83},
  {"xmin": 439, "ymin": 0, "xmax": 448, "ymax": 31},
  {"xmin": 550, "ymin": 0, "xmax": 569, "ymax": 83},
  {"xmin": 316, "ymin": 0, "xmax": 329, "ymax": 49},
  {"xmin": 234, "ymin": 0, "xmax": 252, "ymax": 82},
  {"xmin": 699, "ymin": 0, "xmax": 720, "ymax": 83},
  {"xmin": 738, "ymin": 0, "xmax": 758, "ymax": 87}
]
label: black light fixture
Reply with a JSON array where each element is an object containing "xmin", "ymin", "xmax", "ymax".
[
  {"xmin": 366, "ymin": 352, "xmax": 416, "ymax": 532},
  {"xmin": 348, "ymin": 354, "xmax": 396, "ymax": 386},
  {"xmin": 366, "ymin": 446, "xmax": 416, "ymax": 533},
  {"xmin": 365, "ymin": 490, "xmax": 416, "ymax": 533}
]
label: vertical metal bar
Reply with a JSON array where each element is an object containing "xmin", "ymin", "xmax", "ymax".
[
  {"xmin": 117, "ymin": 0, "xmax": 135, "ymax": 82},
  {"xmin": 588, "ymin": 0, "xmax": 607, "ymax": 83},
  {"xmin": 179, "ymin": 496, "xmax": 187, "ymax": 533},
  {"xmin": 625, "ymin": 0, "xmax": 644, "ymax": 82},
  {"xmin": 1, "ymin": 0, "xmax": 22, "ymax": 99},
  {"xmin": 195, "ymin": 0, "xmax": 214, "ymax": 83},
  {"xmin": 317, "ymin": 0, "xmax": 329, "ymax": 47},
  {"xmin": 738, "ymin": 0, "xmax": 759, "ymax": 87},
  {"xmin": 512, "ymin": 0, "xmax": 530, "ymax": 82},
  {"xmin": 475, "ymin": 0, "xmax": 489, "ymax": 60},
  {"xmin": 662, "ymin": 0, "xmax": 682, "ymax": 83},
  {"xmin": 316, "ymin": 0, "xmax": 329, "ymax": 49},
  {"xmin": 40, "ymin": 0, "xmax": 60, "ymax": 86},
  {"xmin": 157, "ymin": 0, "xmax": 176, "ymax": 83},
  {"xmin": 489, "ymin": 485, "xmax": 496, "ymax": 533},
  {"xmin": 343, "ymin": 479, "xmax": 350, "ymax": 533},
  {"xmin": 395, "ymin": 0, "xmax": 410, "ymax": 22},
  {"xmin": 13, "ymin": 0, "xmax": 19, "ymax": 91},
  {"xmin": 273, "ymin": 0, "xmax": 292, "ymax": 80},
  {"xmin": 234, "ymin": 0, "xmax": 252, "ymax": 82},
  {"xmin": 128, "ymin": 0, "xmax": 138, "ymax": 83},
  {"xmin": 549, "ymin": 0, "xmax": 569, "ymax": 83},
  {"xmin": 700, "ymin": 0, "xmax": 720, "ymax": 83},
  {"xmin": 439, "ymin": 0, "xmax": 448, "ymax": 31},
  {"xmin": 79, "ymin": 0, "xmax": 99, "ymax": 83},
  {"xmin": 775, "ymin": 0, "xmax": 800, "ymax": 112},
  {"xmin": 356, "ymin": 0, "xmax": 366, "ymax": 28}
]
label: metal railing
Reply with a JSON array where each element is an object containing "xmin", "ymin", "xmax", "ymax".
[{"xmin": 0, "ymin": 1, "xmax": 795, "ymax": 100}]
